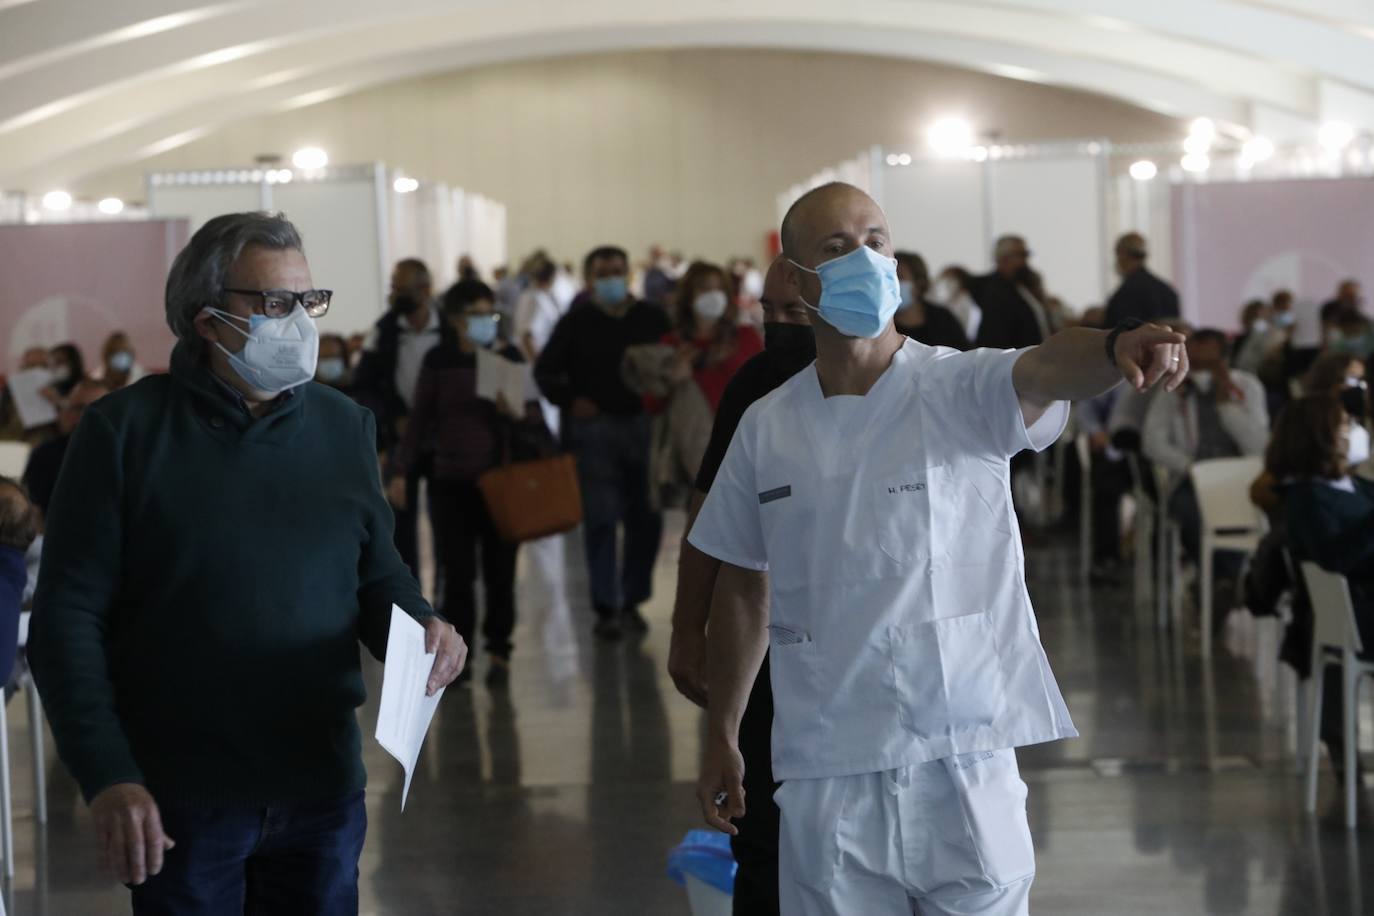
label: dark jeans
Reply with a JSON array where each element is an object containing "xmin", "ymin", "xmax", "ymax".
[
  {"xmin": 430, "ymin": 478, "xmax": 518, "ymax": 658},
  {"xmin": 1090, "ymin": 451, "xmax": 1132, "ymax": 563},
  {"xmin": 564, "ymin": 415, "xmax": 663, "ymax": 615},
  {"xmin": 131, "ymin": 790, "xmax": 366, "ymax": 916},
  {"xmin": 731, "ymin": 652, "xmax": 780, "ymax": 916}
]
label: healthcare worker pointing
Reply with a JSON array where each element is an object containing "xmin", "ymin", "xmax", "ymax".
[{"xmin": 690, "ymin": 182, "xmax": 1187, "ymax": 916}]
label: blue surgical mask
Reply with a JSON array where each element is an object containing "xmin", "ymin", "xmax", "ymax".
[
  {"xmin": 465, "ymin": 314, "xmax": 500, "ymax": 346},
  {"xmin": 593, "ymin": 276, "xmax": 628, "ymax": 306},
  {"xmin": 317, "ymin": 356, "xmax": 347, "ymax": 383},
  {"xmin": 899, "ymin": 280, "xmax": 915, "ymax": 308},
  {"xmin": 1275, "ymin": 311, "xmax": 1296, "ymax": 328},
  {"xmin": 108, "ymin": 350, "xmax": 134, "ymax": 373},
  {"xmin": 790, "ymin": 246, "xmax": 902, "ymax": 339}
]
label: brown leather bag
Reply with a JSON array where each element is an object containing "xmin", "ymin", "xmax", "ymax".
[{"xmin": 477, "ymin": 453, "xmax": 583, "ymax": 543}]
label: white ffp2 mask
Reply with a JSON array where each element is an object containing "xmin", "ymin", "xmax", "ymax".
[{"xmin": 206, "ymin": 305, "xmax": 319, "ymax": 395}]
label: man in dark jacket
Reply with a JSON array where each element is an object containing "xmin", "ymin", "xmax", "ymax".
[
  {"xmin": 352, "ymin": 258, "xmax": 453, "ymax": 576},
  {"xmin": 971, "ymin": 235, "xmax": 1050, "ymax": 351},
  {"xmin": 534, "ymin": 245, "xmax": 671, "ymax": 640},
  {"xmin": 29, "ymin": 213, "xmax": 466, "ymax": 910},
  {"xmin": 1104, "ymin": 232, "xmax": 1180, "ymax": 327}
]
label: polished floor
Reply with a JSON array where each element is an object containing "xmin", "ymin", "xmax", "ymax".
[{"xmin": 5, "ymin": 513, "xmax": 1373, "ymax": 915}]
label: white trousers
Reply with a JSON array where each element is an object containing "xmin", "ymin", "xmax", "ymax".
[{"xmin": 776, "ymin": 749, "xmax": 1035, "ymax": 915}]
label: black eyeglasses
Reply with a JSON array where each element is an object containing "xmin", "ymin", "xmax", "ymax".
[{"xmin": 222, "ymin": 288, "xmax": 333, "ymax": 319}]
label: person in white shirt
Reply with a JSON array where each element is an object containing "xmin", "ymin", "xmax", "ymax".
[{"xmin": 691, "ymin": 182, "xmax": 1187, "ymax": 916}]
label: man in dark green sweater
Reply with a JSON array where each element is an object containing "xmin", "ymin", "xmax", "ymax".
[{"xmin": 29, "ymin": 212, "xmax": 466, "ymax": 914}]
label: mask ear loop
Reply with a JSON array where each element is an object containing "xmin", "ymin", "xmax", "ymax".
[
  {"xmin": 202, "ymin": 307, "xmax": 253, "ymax": 341},
  {"xmin": 786, "ymin": 259, "xmax": 823, "ymax": 313}
]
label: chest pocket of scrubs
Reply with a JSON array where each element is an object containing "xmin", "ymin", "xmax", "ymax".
[
  {"xmin": 888, "ymin": 612, "xmax": 1008, "ymax": 740},
  {"xmin": 870, "ymin": 467, "xmax": 940, "ymax": 566}
]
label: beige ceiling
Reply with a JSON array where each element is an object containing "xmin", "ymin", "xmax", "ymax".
[{"xmin": 3, "ymin": 0, "xmax": 1373, "ymax": 193}]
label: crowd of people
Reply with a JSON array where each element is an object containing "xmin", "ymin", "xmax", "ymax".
[{"xmin": 0, "ymin": 196, "xmax": 1368, "ymax": 913}]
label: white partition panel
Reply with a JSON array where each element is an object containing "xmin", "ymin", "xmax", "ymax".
[
  {"xmin": 879, "ymin": 159, "xmax": 988, "ymax": 276},
  {"xmin": 148, "ymin": 183, "xmax": 265, "ymax": 236},
  {"xmin": 987, "ymin": 156, "xmax": 1106, "ymax": 310},
  {"xmin": 272, "ymin": 166, "xmax": 387, "ymax": 337}
]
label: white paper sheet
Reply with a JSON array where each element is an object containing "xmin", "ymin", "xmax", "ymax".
[
  {"xmin": 6, "ymin": 368, "xmax": 57, "ymax": 429},
  {"xmin": 375, "ymin": 606, "xmax": 445, "ymax": 810},
  {"xmin": 475, "ymin": 348, "xmax": 532, "ymax": 409}
]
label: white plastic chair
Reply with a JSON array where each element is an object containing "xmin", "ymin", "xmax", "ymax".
[
  {"xmin": 0, "ymin": 611, "xmax": 48, "ymax": 880},
  {"xmin": 1300, "ymin": 562, "xmax": 1373, "ymax": 828},
  {"xmin": 0, "ymin": 442, "xmax": 29, "ymax": 481},
  {"xmin": 1189, "ymin": 457, "xmax": 1267, "ymax": 655}
]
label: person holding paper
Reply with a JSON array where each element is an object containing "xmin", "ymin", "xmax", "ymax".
[
  {"xmin": 387, "ymin": 279, "xmax": 551, "ymax": 689},
  {"xmin": 29, "ymin": 212, "xmax": 467, "ymax": 914},
  {"xmin": 0, "ymin": 347, "xmax": 59, "ymax": 444}
]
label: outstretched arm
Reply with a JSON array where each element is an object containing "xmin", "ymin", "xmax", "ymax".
[{"xmin": 1013, "ymin": 324, "xmax": 1188, "ymax": 424}]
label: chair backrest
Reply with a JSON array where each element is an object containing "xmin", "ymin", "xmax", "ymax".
[
  {"xmin": 0, "ymin": 441, "xmax": 30, "ymax": 480},
  {"xmin": 1299, "ymin": 561, "xmax": 1364, "ymax": 654},
  {"xmin": 1190, "ymin": 456, "xmax": 1266, "ymax": 534}
]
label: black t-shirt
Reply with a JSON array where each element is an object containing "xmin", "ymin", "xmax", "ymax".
[
  {"xmin": 22, "ymin": 433, "xmax": 70, "ymax": 515},
  {"xmin": 895, "ymin": 301, "xmax": 971, "ymax": 351},
  {"xmin": 694, "ymin": 349, "xmax": 814, "ymax": 492}
]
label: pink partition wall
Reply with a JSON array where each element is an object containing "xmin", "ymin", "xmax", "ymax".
[
  {"xmin": 1172, "ymin": 177, "xmax": 1374, "ymax": 332},
  {"xmin": 0, "ymin": 219, "xmax": 189, "ymax": 375}
]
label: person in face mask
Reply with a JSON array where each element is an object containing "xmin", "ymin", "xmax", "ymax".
[
  {"xmin": 44, "ymin": 343, "xmax": 86, "ymax": 401},
  {"xmin": 533, "ymin": 245, "xmax": 672, "ymax": 640},
  {"xmin": 99, "ymin": 332, "xmax": 144, "ymax": 391},
  {"xmin": 314, "ymin": 333, "xmax": 354, "ymax": 393},
  {"xmin": 668, "ymin": 253, "xmax": 812, "ymax": 916},
  {"xmin": 892, "ymin": 251, "xmax": 969, "ymax": 351},
  {"xmin": 1303, "ymin": 351, "xmax": 1369, "ymax": 425},
  {"xmin": 28, "ymin": 212, "xmax": 466, "ymax": 907},
  {"xmin": 1144, "ymin": 328, "xmax": 1270, "ymax": 625},
  {"xmin": 352, "ymin": 258, "xmax": 448, "ymax": 579},
  {"xmin": 1267, "ymin": 395, "xmax": 1374, "ymax": 782},
  {"xmin": 930, "ymin": 265, "xmax": 982, "ymax": 341},
  {"xmin": 693, "ymin": 182, "xmax": 1187, "ymax": 916},
  {"xmin": 622, "ymin": 260, "xmax": 763, "ymax": 512},
  {"xmin": 388, "ymin": 280, "xmax": 548, "ymax": 689}
]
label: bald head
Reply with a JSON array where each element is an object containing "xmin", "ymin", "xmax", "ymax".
[
  {"xmin": 780, "ymin": 182, "xmax": 891, "ymax": 268},
  {"xmin": 1114, "ymin": 232, "xmax": 1148, "ymax": 275}
]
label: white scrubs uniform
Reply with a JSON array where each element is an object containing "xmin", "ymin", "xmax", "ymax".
[{"xmin": 689, "ymin": 340, "xmax": 1076, "ymax": 915}]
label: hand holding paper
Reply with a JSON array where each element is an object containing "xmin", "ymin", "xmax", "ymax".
[{"xmin": 375, "ymin": 608, "xmax": 465, "ymax": 809}]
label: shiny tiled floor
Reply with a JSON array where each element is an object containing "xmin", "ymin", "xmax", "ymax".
[{"xmin": 5, "ymin": 514, "xmax": 1373, "ymax": 915}]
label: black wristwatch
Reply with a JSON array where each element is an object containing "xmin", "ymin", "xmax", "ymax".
[{"xmin": 1105, "ymin": 318, "xmax": 1145, "ymax": 367}]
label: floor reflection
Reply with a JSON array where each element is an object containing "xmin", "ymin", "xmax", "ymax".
[{"xmin": 5, "ymin": 526, "xmax": 1373, "ymax": 915}]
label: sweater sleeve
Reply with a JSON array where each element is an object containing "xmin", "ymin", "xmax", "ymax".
[
  {"xmin": 28, "ymin": 408, "xmax": 144, "ymax": 802},
  {"xmin": 356, "ymin": 410, "xmax": 434, "ymax": 661}
]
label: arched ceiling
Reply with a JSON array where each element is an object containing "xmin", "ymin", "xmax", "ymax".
[{"xmin": 3, "ymin": 0, "xmax": 1373, "ymax": 193}]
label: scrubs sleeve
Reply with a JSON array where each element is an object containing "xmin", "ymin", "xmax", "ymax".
[
  {"xmin": 940, "ymin": 347, "xmax": 1069, "ymax": 458},
  {"xmin": 686, "ymin": 416, "xmax": 769, "ymax": 571}
]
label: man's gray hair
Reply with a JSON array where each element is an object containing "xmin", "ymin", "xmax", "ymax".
[{"xmin": 165, "ymin": 212, "xmax": 304, "ymax": 346}]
